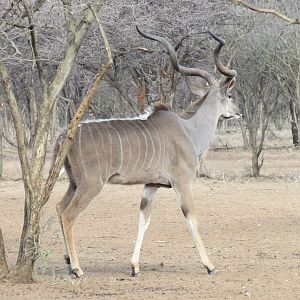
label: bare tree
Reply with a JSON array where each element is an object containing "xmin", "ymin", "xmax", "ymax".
[
  {"xmin": 237, "ymin": 72, "xmax": 280, "ymax": 176},
  {"xmin": 0, "ymin": 0, "xmax": 111, "ymax": 283}
]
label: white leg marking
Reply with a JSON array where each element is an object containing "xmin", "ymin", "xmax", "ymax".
[
  {"xmin": 131, "ymin": 211, "xmax": 150, "ymax": 266},
  {"xmin": 186, "ymin": 217, "xmax": 215, "ymax": 272},
  {"xmin": 131, "ymin": 186, "xmax": 157, "ymax": 275}
]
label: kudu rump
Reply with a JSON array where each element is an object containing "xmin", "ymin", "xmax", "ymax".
[{"xmin": 55, "ymin": 27, "xmax": 240, "ymax": 278}]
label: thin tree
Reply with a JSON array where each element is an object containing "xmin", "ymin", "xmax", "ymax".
[{"xmin": 0, "ymin": 1, "xmax": 112, "ymax": 283}]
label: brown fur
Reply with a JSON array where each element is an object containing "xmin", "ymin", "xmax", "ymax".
[{"xmin": 153, "ymin": 102, "xmax": 172, "ymax": 112}]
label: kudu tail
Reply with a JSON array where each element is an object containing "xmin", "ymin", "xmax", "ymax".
[{"xmin": 51, "ymin": 132, "xmax": 67, "ymax": 178}]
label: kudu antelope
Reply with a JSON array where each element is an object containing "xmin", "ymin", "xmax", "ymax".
[{"xmin": 55, "ymin": 27, "xmax": 240, "ymax": 278}]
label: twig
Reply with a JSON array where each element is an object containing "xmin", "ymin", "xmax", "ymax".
[
  {"xmin": 232, "ymin": 0, "xmax": 300, "ymax": 25},
  {"xmin": 89, "ymin": 4, "xmax": 112, "ymax": 63},
  {"xmin": 22, "ymin": 0, "xmax": 48, "ymax": 95},
  {"xmin": 2, "ymin": 133, "xmax": 17, "ymax": 148},
  {"xmin": 0, "ymin": 61, "xmax": 33, "ymax": 192},
  {"xmin": 0, "ymin": 27, "xmax": 22, "ymax": 56}
]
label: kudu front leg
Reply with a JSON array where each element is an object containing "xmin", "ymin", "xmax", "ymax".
[
  {"xmin": 173, "ymin": 183, "xmax": 216, "ymax": 274},
  {"xmin": 131, "ymin": 184, "xmax": 158, "ymax": 276}
]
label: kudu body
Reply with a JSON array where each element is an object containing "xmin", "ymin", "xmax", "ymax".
[{"xmin": 55, "ymin": 27, "xmax": 240, "ymax": 278}]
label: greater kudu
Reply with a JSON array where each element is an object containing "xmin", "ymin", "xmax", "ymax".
[{"xmin": 55, "ymin": 27, "xmax": 240, "ymax": 278}]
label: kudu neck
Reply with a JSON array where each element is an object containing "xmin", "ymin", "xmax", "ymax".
[{"xmin": 183, "ymin": 92, "xmax": 220, "ymax": 155}]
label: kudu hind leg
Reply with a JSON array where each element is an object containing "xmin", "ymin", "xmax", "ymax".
[
  {"xmin": 56, "ymin": 184, "xmax": 76, "ymax": 271},
  {"xmin": 131, "ymin": 185, "xmax": 158, "ymax": 276},
  {"xmin": 173, "ymin": 183, "xmax": 216, "ymax": 274},
  {"xmin": 59, "ymin": 183, "xmax": 103, "ymax": 278}
]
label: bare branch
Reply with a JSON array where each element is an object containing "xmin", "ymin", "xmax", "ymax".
[
  {"xmin": 232, "ymin": 0, "xmax": 300, "ymax": 25},
  {"xmin": 60, "ymin": 0, "xmax": 77, "ymax": 37},
  {"xmin": 2, "ymin": 132, "xmax": 17, "ymax": 148},
  {"xmin": 89, "ymin": 4, "xmax": 112, "ymax": 63},
  {"xmin": 22, "ymin": 0, "xmax": 48, "ymax": 96},
  {"xmin": 0, "ymin": 61, "xmax": 33, "ymax": 191},
  {"xmin": 0, "ymin": 27, "xmax": 22, "ymax": 56},
  {"xmin": 1, "ymin": 0, "xmax": 47, "ymax": 31}
]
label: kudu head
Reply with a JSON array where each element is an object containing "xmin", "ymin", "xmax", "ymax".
[{"xmin": 136, "ymin": 26, "xmax": 241, "ymax": 120}]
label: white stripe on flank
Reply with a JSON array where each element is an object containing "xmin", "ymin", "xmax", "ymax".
[
  {"xmin": 94, "ymin": 125, "xmax": 108, "ymax": 180},
  {"xmin": 121, "ymin": 121, "xmax": 132, "ymax": 170},
  {"xmin": 161, "ymin": 129, "xmax": 167, "ymax": 171},
  {"xmin": 138, "ymin": 120, "xmax": 155, "ymax": 171},
  {"xmin": 108, "ymin": 124, "xmax": 124, "ymax": 171},
  {"xmin": 126, "ymin": 121, "xmax": 141, "ymax": 170},
  {"xmin": 78, "ymin": 126, "xmax": 87, "ymax": 178},
  {"xmin": 107, "ymin": 128, "xmax": 113, "ymax": 174},
  {"xmin": 88, "ymin": 125, "xmax": 103, "ymax": 185},
  {"xmin": 147, "ymin": 121, "xmax": 161, "ymax": 169},
  {"xmin": 131, "ymin": 121, "xmax": 148, "ymax": 171}
]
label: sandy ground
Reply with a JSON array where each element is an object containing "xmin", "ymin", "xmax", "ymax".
[{"xmin": 0, "ymin": 138, "xmax": 300, "ymax": 299}]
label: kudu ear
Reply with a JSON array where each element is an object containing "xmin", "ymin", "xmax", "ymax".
[
  {"xmin": 221, "ymin": 77, "xmax": 236, "ymax": 94},
  {"xmin": 185, "ymin": 76, "xmax": 210, "ymax": 97}
]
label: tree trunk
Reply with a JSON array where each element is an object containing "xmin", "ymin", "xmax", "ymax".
[
  {"xmin": 25, "ymin": 70, "xmax": 38, "ymax": 148},
  {"xmin": 0, "ymin": 102, "xmax": 3, "ymax": 177},
  {"xmin": 251, "ymin": 150, "xmax": 261, "ymax": 177},
  {"xmin": 289, "ymin": 99, "xmax": 299, "ymax": 147},
  {"xmin": 238, "ymin": 118, "xmax": 249, "ymax": 149},
  {"xmin": 0, "ymin": 127, "xmax": 3, "ymax": 178},
  {"xmin": 10, "ymin": 188, "xmax": 42, "ymax": 283},
  {"xmin": 0, "ymin": 228, "xmax": 9, "ymax": 279},
  {"xmin": 50, "ymin": 99, "xmax": 59, "ymax": 145}
]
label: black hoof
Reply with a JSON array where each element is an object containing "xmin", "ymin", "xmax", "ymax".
[
  {"xmin": 206, "ymin": 267, "xmax": 218, "ymax": 275},
  {"xmin": 131, "ymin": 267, "xmax": 140, "ymax": 277},
  {"xmin": 70, "ymin": 268, "xmax": 83, "ymax": 278}
]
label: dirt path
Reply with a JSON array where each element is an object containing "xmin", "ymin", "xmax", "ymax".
[{"xmin": 0, "ymin": 149, "xmax": 299, "ymax": 299}]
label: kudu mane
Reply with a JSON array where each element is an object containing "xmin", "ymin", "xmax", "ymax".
[{"xmin": 147, "ymin": 95, "xmax": 209, "ymax": 120}]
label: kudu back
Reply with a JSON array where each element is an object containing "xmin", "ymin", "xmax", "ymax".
[{"xmin": 55, "ymin": 27, "xmax": 240, "ymax": 278}]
